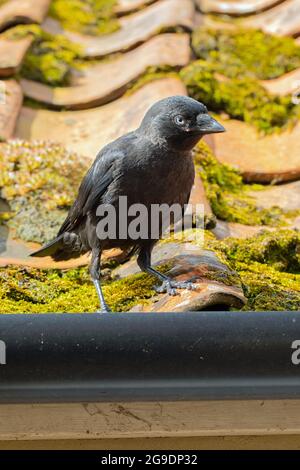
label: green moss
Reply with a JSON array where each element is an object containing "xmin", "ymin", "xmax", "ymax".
[
  {"xmin": 209, "ymin": 230, "xmax": 300, "ymax": 273},
  {"xmin": 1, "ymin": 230, "xmax": 298, "ymax": 313},
  {"xmin": 3, "ymin": 24, "xmax": 41, "ymax": 40},
  {"xmin": 180, "ymin": 28, "xmax": 300, "ymax": 134},
  {"xmin": 200, "ymin": 265, "xmax": 242, "ymax": 288},
  {"xmin": 180, "ymin": 61, "xmax": 299, "ymax": 134},
  {"xmin": 49, "ymin": 0, "xmax": 119, "ymax": 36},
  {"xmin": 192, "ymin": 28, "xmax": 300, "ymax": 80},
  {"xmin": 4, "ymin": 24, "xmax": 84, "ymax": 86},
  {"xmin": 207, "ymin": 230, "xmax": 300, "ymax": 311},
  {"xmin": 22, "ymin": 30, "xmax": 83, "ymax": 87},
  {"xmin": 237, "ymin": 268, "xmax": 300, "ymax": 311},
  {"xmin": 0, "ymin": 140, "xmax": 88, "ymax": 243},
  {"xmin": 194, "ymin": 142, "xmax": 294, "ymax": 226},
  {"xmin": 0, "ymin": 263, "xmax": 173, "ymax": 313}
]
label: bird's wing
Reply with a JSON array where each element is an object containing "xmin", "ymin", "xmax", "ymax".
[{"xmin": 58, "ymin": 149, "xmax": 123, "ymax": 235}]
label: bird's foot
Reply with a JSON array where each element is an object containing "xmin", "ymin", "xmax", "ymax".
[
  {"xmin": 155, "ymin": 279, "xmax": 196, "ymax": 296},
  {"xmin": 96, "ymin": 304, "xmax": 111, "ymax": 313},
  {"xmin": 155, "ymin": 280, "xmax": 177, "ymax": 296}
]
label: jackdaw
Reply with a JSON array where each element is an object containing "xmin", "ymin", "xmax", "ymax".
[{"xmin": 31, "ymin": 96, "xmax": 225, "ymax": 312}]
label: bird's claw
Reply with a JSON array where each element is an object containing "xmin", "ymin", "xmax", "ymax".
[
  {"xmin": 155, "ymin": 281, "xmax": 178, "ymax": 296},
  {"xmin": 96, "ymin": 305, "xmax": 111, "ymax": 313},
  {"xmin": 172, "ymin": 280, "xmax": 196, "ymax": 291},
  {"xmin": 155, "ymin": 279, "xmax": 195, "ymax": 296}
]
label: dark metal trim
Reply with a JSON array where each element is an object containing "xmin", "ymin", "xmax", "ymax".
[{"xmin": 0, "ymin": 311, "xmax": 300, "ymax": 403}]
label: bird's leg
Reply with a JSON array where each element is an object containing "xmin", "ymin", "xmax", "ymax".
[
  {"xmin": 90, "ymin": 247, "xmax": 111, "ymax": 313},
  {"xmin": 137, "ymin": 246, "xmax": 195, "ymax": 297}
]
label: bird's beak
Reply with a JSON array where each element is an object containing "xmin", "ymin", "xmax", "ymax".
[{"xmin": 197, "ymin": 115, "xmax": 226, "ymax": 134}]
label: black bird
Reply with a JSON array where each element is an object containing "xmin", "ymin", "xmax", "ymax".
[{"xmin": 31, "ymin": 96, "xmax": 225, "ymax": 312}]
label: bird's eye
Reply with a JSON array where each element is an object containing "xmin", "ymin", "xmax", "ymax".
[{"xmin": 174, "ymin": 115, "xmax": 186, "ymax": 126}]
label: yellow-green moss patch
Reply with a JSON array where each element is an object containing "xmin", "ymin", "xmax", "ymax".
[
  {"xmin": 194, "ymin": 142, "xmax": 295, "ymax": 226},
  {"xmin": 0, "ymin": 263, "xmax": 173, "ymax": 313},
  {"xmin": 180, "ymin": 28, "xmax": 300, "ymax": 134},
  {"xmin": 180, "ymin": 61, "xmax": 299, "ymax": 134},
  {"xmin": 0, "ymin": 140, "xmax": 88, "ymax": 243},
  {"xmin": 4, "ymin": 24, "xmax": 84, "ymax": 86},
  {"xmin": 50, "ymin": 0, "xmax": 119, "ymax": 36},
  {"xmin": 1, "ymin": 230, "xmax": 298, "ymax": 312},
  {"xmin": 209, "ymin": 229, "xmax": 300, "ymax": 273},
  {"xmin": 192, "ymin": 28, "xmax": 300, "ymax": 80},
  {"xmin": 22, "ymin": 28, "xmax": 83, "ymax": 86},
  {"xmin": 207, "ymin": 230, "xmax": 300, "ymax": 311}
]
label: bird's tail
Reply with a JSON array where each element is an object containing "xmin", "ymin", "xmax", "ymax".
[
  {"xmin": 31, "ymin": 233, "xmax": 85, "ymax": 261},
  {"xmin": 30, "ymin": 235, "xmax": 65, "ymax": 259}
]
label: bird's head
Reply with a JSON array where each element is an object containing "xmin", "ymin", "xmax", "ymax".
[{"xmin": 140, "ymin": 95, "xmax": 225, "ymax": 151}]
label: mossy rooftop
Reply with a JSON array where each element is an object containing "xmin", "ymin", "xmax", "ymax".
[
  {"xmin": 0, "ymin": 0, "xmax": 299, "ymax": 313},
  {"xmin": 49, "ymin": 0, "xmax": 120, "ymax": 36}
]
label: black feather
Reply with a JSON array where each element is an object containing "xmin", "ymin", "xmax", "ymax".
[{"xmin": 31, "ymin": 234, "xmax": 64, "ymax": 257}]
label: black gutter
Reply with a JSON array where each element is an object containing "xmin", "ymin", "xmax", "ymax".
[{"xmin": 0, "ymin": 311, "xmax": 300, "ymax": 403}]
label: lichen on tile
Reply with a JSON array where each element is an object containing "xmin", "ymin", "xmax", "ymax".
[
  {"xmin": 194, "ymin": 142, "xmax": 298, "ymax": 226},
  {"xmin": 0, "ymin": 140, "xmax": 88, "ymax": 243},
  {"xmin": 180, "ymin": 28, "xmax": 300, "ymax": 134},
  {"xmin": 206, "ymin": 229, "xmax": 300, "ymax": 311}
]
